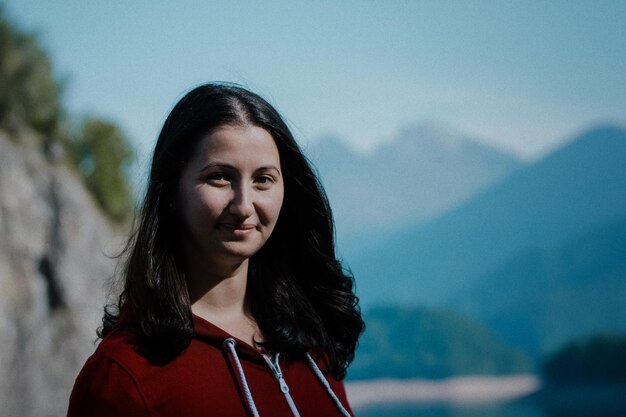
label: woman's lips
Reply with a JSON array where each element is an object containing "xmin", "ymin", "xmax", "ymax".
[{"xmin": 220, "ymin": 223, "xmax": 256, "ymax": 236}]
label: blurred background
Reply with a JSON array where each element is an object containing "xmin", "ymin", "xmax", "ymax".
[{"xmin": 1, "ymin": 1, "xmax": 625, "ymax": 416}]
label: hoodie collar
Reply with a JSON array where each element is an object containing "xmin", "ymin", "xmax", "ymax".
[{"xmin": 192, "ymin": 314, "xmax": 264, "ymax": 360}]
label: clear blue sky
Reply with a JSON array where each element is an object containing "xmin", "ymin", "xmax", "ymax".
[{"xmin": 5, "ymin": 1, "xmax": 626, "ymax": 174}]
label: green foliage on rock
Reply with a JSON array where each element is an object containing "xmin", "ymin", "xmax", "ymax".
[
  {"xmin": 0, "ymin": 8, "xmax": 134, "ymax": 225},
  {"xmin": 542, "ymin": 334, "xmax": 626, "ymax": 384},
  {"xmin": 349, "ymin": 305, "xmax": 533, "ymax": 380},
  {"xmin": 71, "ymin": 117, "xmax": 134, "ymax": 225},
  {"xmin": 0, "ymin": 7, "xmax": 63, "ymax": 137}
]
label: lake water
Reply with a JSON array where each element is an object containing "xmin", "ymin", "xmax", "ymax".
[
  {"xmin": 354, "ymin": 400, "xmax": 626, "ymax": 417},
  {"xmin": 356, "ymin": 401, "xmax": 535, "ymax": 417},
  {"xmin": 347, "ymin": 377, "xmax": 626, "ymax": 417}
]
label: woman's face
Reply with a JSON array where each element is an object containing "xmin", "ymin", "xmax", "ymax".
[{"xmin": 177, "ymin": 124, "xmax": 284, "ymax": 268}]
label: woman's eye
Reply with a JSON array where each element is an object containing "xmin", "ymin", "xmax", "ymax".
[
  {"xmin": 255, "ymin": 175, "xmax": 275, "ymax": 187},
  {"xmin": 207, "ymin": 173, "xmax": 229, "ymax": 184}
]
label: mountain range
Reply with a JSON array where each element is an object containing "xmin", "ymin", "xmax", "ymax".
[
  {"xmin": 346, "ymin": 125, "xmax": 626, "ymax": 307},
  {"xmin": 449, "ymin": 213, "xmax": 626, "ymax": 358},
  {"xmin": 308, "ymin": 123, "xmax": 521, "ymax": 241}
]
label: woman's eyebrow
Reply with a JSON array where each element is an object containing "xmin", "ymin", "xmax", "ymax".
[
  {"xmin": 256, "ymin": 165, "xmax": 282, "ymax": 176},
  {"xmin": 198, "ymin": 163, "xmax": 281, "ymax": 176},
  {"xmin": 198, "ymin": 162, "xmax": 235, "ymax": 173}
]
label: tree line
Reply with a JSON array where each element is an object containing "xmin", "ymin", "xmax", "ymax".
[
  {"xmin": 0, "ymin": 7, "xmax": 133, "ymax": 226},
  {"xmin": 543, "ymin": 334, "xmax": 626, "ymax": 384}
]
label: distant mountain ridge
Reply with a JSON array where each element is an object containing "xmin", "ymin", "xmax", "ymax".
[
  {"xmin": 349, "ymin": 125, "xmax": 626, "ymax": 306},
  {"xmin": 449, "ymin": 213, "xmax": 626, "ymax": 358},
  {"xmin": 307, "ymin": 123, "xmax": 522, "ymax": 241}
]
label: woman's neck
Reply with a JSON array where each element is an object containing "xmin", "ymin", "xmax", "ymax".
[{"xmin": 186, "ymin": 257, "xmax": 262, "ymax": 347}]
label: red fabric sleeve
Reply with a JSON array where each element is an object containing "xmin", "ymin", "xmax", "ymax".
[{"xmin": 67, "ymin": 354, "xmax": 151, "ymax": 417}]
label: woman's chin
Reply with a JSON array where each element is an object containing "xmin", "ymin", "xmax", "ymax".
[{"xmin": 213, "ymin": 241, "xmax": 264, "ymax": 263}]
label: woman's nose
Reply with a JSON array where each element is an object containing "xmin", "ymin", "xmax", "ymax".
[{"xmin": 229, "ymin": 185, "xmax": 254, "ymax": 218}]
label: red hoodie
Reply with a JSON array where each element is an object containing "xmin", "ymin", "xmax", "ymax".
[{"xmin": 67, "ymin": 315, "xmax": 354, "ymax": 417}]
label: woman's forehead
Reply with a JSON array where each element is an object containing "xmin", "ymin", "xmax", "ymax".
[{"xmin": 190, "ymin": 125, "xmax": 281, "ymax": 168}]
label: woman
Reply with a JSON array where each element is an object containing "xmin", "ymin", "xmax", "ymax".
[{"xmin": 67, "ymin": 83, "xmax": 364, "ymax": 417}]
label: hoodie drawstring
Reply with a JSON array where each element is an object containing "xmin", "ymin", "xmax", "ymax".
[
  {"xmin": 223, "ymin": 338, "xmax": 260, "ymax": 417},
  {"xmin": 304, "ymin": 353, "xmax": 352, "ymax": 417},
  {"xmin": 223, "ymin": 338, "xmax": 351, "ymax": 417}
]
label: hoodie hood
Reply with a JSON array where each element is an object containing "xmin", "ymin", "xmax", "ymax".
[{"xmin": 192, "ymin": 314, "xmax": 263, "ymax": 360}]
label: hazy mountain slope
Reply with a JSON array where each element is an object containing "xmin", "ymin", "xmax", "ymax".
[
  {"xmin": 349, "ymin": 125, "xmax": 626, "ymax": 306},
  {"xmin": 348, "ymin": 305, "xmax": 533, "ymax": 380},
  {"xmin": 308, "ymin": 124, "xmax": 522, "ymax": 239},
  {"xmin": 448, "ymin": 214, "xmax": 626, "ymax": 358}
]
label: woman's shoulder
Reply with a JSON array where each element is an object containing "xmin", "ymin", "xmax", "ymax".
[
  {"xmin": 68, "ymin": 329, "xmax": 151, "ymax": 417},
  {"xmin": 92, "ymin": 324, "xmax": 147, "ymax": 370},
  {"xmin": 67, "ymin": 324, "xmax": 169, "ymax": 416},
  {"xmin": 86, "ymin": 321, "xmax": 231, "ymax": 384}
]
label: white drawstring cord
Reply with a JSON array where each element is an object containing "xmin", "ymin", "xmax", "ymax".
[
  {"xmin": 304, "ymin": 353, "xmax": 352, "ymax": 417},
  {"xmin": 223, "ymin": 338, "xmax": 260, "ymax": 417},
  {"xmin": 223, "ymin": 338, "xmax": 352, "ymax": 417}
]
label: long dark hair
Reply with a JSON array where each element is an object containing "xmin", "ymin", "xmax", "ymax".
[{"xmin": 99, "ymin": 83, "xmax": 363, "ymax": 380}]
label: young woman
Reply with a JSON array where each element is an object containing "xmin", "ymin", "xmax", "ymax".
[{"xmin": 67, "ymin": 83, "xmax": 364, "ymax": 417}]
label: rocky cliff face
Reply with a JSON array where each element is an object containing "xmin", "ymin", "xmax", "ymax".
[{"xmin": 0, "ymin": 130, "xmax": 126, "ymax": 417}]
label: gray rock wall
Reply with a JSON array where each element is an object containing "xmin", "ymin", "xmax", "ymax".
[{"xmin": 0, "ymin": 131, "xmax": 126, "ymax": 417}]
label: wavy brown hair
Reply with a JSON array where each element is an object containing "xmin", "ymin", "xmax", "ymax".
[{"xmin": 99, "ymin": 83, "xmax": 363, "ymax": 379}]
